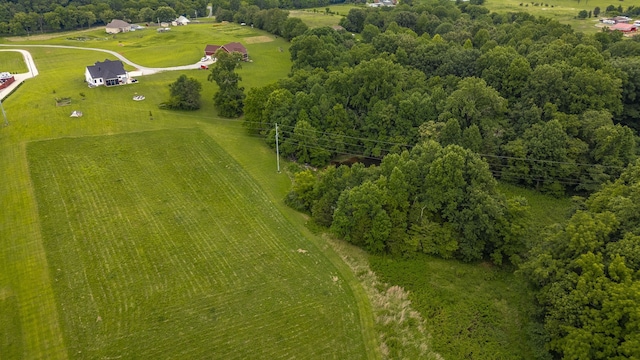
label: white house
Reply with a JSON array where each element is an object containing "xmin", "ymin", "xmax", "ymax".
[
  {"xmin": 175, "ymin": 15, "xmax": 190, "ymax": 25},
  {"xmin": 105, "ymin": 19, "xmax": 131, "ymax": 34},
  {"xmin": 85, "ymin": 59, "xmax": 128, "ymax": 87}
]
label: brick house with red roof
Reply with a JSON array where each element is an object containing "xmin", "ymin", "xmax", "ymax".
[{"xmin": 204, "ymin": 42, "xmax": 249, "ymax": 61}]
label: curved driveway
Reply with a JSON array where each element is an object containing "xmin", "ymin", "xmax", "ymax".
[{"xmin": 0, "ymin": 44, "xmax": 214, "ymax": 100}]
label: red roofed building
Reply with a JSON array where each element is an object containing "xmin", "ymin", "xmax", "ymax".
[
  {"xmin": 609, "ymin": 23, "xmax": 637, "ymax": 33},
  {"xmin": 204, "ymin": 42, "xmax": 249, "ymax": 61},
  {"xmin": 204, "ymin": 44, "xmax": 222, "ymax": 56}
]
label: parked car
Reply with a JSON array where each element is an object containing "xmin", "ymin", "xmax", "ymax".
[{"xmin": 200, "ymin": 65, "xmax": 209, "ymax": 70}]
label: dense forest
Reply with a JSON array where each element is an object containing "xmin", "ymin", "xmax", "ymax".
[
  {"xmin": 5, "ymin": 0, "xmax": 640, "ymax": 357},
  {"xmin": 0, "ymin": 0, "xmax": 344, "ymax": 35}
]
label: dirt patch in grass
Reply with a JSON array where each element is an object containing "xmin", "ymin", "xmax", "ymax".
[{"xmin": 244, "ymin": 36, "xmax": 273, "ymax": 44}]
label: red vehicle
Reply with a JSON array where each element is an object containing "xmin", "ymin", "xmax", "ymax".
[{"xmin": 200, "ymin": 65, "xmax": 208, "ymax": 70}]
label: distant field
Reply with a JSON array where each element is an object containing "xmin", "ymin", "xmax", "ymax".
[
  {"xmin": 484, "ymin": 0, "xmax": 640, "ymax": 33},
  {"xmin": 0, "ymin": 51, "xmax": 28, "ymax": 73},
  {"xmin": 290, "ymin": 4, "xmax": 359, "ymax": 28},
  {"xmin": 27, "ymin": 128, "xmax": 367, "ymax": 359}
]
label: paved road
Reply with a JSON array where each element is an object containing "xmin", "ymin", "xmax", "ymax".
[
  {"xmin": 0, "ymin": 44, "xmax": 214, "ymax": 100},
  {"xmin": 0, "ymin": 49, "xmax": 39, "ymax": 100}
]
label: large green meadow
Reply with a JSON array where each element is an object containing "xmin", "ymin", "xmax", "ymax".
[{"xmin": 0, "ymin": 24, "xmax": 378, "ymax": 359}]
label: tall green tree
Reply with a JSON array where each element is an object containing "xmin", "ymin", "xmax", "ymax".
[{"xmin": 208, "ymin": 50, "xmax": 245, "ymax": 118}]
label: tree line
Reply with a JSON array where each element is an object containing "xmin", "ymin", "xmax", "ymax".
[
  {"xmin": 243, "ymin": 3, "xmax": 640, "ymax": 197},
  {"xmin": 0, "ymin": 0, "xmax": 207, "ymax": 35}
]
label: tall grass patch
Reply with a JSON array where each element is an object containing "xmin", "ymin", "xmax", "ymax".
[
  {"xmin": 370, "ymin": 255, "xmax": 544, "ymax": 360},
  {"xmin": 27, "ymin": 128, "xmax": 367, "ymax": 359}
]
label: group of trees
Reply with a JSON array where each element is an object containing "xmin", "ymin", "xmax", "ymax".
[
  {"xmin": 243, "ymin": 3, "xmax": 640, "ymax": 196},
  {"xmin": 521, "ymin": 161, "xmax": 640, "ymax": 359},
  {"xmin": 0, "ymin": 0, "xmax": 207, "ymax": 35},
  {"xmin": 287, "ymin": 141, "xmax": 528, "ymax": 264},
  {"xmin": 160, "ymin": 49, "xmax": 245, "ymax": 117}
]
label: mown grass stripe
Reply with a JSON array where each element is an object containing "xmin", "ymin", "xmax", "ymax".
[{"xmin": 26, "ymin": 128, "xmax": 367, "ymax": 359}]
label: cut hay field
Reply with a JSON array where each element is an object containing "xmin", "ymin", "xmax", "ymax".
[
  {"xmin": 0, "ymin": 24, "xmax": 378, "ymax": 359},
  {"xmin": 26, "ymin": 128, "xmax": 365, "ymax": 359}
]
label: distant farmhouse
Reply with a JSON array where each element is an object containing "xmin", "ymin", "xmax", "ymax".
[
  {"xmin": 105, "ymin": 19, "xmax": 131, "ymax": 34},
  {"xmin": 173, "ymin": 15, "xmax": 190, "ymax": 26},
  {"xmin": 85, "ymin": 59, "xmax": 129, "ymax": 87},
  {"xmin": 204, "ymin": 42, "xmax": 249, "ymax": 61},
  {"xmin": 608, "ymin": 23, "xmax": 638, "ymax": 33}
]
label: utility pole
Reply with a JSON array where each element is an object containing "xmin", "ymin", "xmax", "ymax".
[
  {"xmin": 1, "ymin": 99, "xmax": 8, "ymax": 127},
  {"xmin": 275, "ymin": 123, "xmax": 280, "ymax": 173}
]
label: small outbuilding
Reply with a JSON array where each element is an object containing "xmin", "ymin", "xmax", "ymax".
[
  {"xmin": 175, "ymin": 15, "xmax": 190, "ymax": 25},
  {"xmin": 85, "ymin": 59, "xmax": 129, "ymax": 87},
  {"xmin": 609, "ymin": 23, "xmax": 638, "ymax": 33},
  {"xmin": 106, "ymin": 19, "xmax": 131, "ymax": 34}
]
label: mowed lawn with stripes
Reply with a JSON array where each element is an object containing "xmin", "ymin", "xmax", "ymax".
[{"xmin": 26, "ymin": 128, "xmax": 365, "ymax": 359}]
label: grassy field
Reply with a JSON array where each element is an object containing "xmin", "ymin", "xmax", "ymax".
[
  {"xmin": 0, "ymin": 51, "xmax": 28, "ymax": 73},
  {"xmin": 3, "ymin": 23, "xmax": 287, "ymax": 68},
  {"xmin": 483, "ymin": 0, "xmax": 640, "ymax": 33},
  {"xmin": 0, "ymin": 23, "xmax": 379, "ymax": 359},
  {"xmin": 26, "ymin": 128, "xmax": 366, "ymax": 359}
]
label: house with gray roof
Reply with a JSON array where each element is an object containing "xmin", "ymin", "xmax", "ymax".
[
  {"xmin": 106, "ymin": 19, "xmax": 131, "ymax": 34},
  {"xmin": 85, "ymin": 59, "xmax": 128, "ymax": 87}
]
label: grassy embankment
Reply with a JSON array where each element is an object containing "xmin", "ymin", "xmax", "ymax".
[{"xmin": 0, "ymin": 23, "xmax": 379, "ymax": 359}]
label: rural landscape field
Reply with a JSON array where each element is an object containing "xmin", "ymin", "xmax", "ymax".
[
  {"xmin": 0, "ymin": 22, "xmax": 381, "ymax": 359},
  {"xmin": 3, "ymin": 0, "xmax": 640, "ymax": 358}
]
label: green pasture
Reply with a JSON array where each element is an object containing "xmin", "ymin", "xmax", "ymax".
[
  {"xmin": 26, "ymin": 129, "xmax": 366, "ymax": 359},
  {"xmin": 370, "ymin": 254, "xmax": 544, "ymax": 360},
  {"xmin": 0, "ymin": 51, "xmax": 28, "ymax": 73},
  {"xmin": 5, "ymin": 23, "xmax": 288, "ymax": 68},
  {"xmin": 0, "ymin": 31, "xmax": 378, "ymax": 359},
  {"xmin": 483, "ymin": 0, "xmax": 640, "ymax": 33}
]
